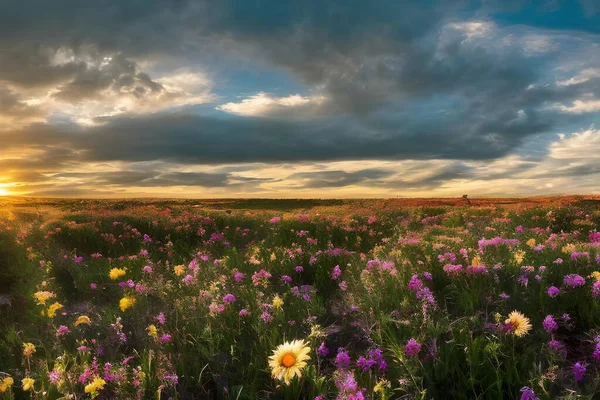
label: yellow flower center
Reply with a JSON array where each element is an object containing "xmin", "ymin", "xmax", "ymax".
[{"xmin": 282, "ymin": 353, "xmax": 296, "ymax": 368}]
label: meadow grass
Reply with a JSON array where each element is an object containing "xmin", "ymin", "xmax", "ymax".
[{"xmin": 1, "ymin": 197, "xmax": 600, "ymax": 399}]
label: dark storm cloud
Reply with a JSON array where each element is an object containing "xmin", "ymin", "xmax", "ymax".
[
  {"xmin": 47, "ymin": 169, "xmax": 275, "ymax": 189},
  {"xmin": 0, "ymin": 105, "xmax": 557, "ymax": 162},
  {"xmin": 287, "ymin": 169, "xmax": 395, "ymax": 188}
]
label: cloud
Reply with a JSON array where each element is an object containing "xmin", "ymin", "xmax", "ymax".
[
  {"xmin": 286, "ymin": 168, "xmax": 395, "ymax": 188},
  {"xmin": 217, "ymin": 92, "xmax": 326, "ymax": 117},
  {"xmin": 556, "ymin": 99, "xmax": 600, "ymax": 114}
]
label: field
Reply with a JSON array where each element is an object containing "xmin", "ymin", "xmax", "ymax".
[{"xmin": 2, "ymin": 196, "xmax": 600, "ymax": 399}]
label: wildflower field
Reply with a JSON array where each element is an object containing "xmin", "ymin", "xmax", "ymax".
[{"xmin": 2, "ymin": 197, "xmax": 600, "ymax": 399}]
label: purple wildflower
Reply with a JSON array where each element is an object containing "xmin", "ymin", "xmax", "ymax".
[
  {"xmin": 547, "ymin": 286, "xmax": 560, "ymax": 297},
  {"xmin": 49, "ymin": 370, "xmax": 61, "ymax": 384},
  {"xmin": 223, "ymin": 294, "xmax": 236, "ymax": 304},
  {"xmin": 260, "ymin": 311, "xmax": 273, "ymax": 323},
  {"xmin": 331, "ymin": 265, "xmax": 342, "ymax": 280},
  {"xmin": 318, "ymin": 342, "xmax": 330, "ymax": 357},
  {"xmin": 573, "ymin": 362, "xmax": 586, "ymax": 382},
  {"xmin": 336, "ymin": 348, "xmax": 351, "ymax": 369},
  {"xmin": 542, "ymin": 315, "xmax": 558, "ymax": 333},
  {"xmin": 405, "ymin": 338, "xmax": 421, "ymax": 357},
  {"xmin": 520, "ymin": 386, "xmax": 539, "ymax": 400},
  {"xmin": 56, "ymin": 325, "xmax": 71, "ymax": 337},
  {"xmin": 564, "ymin": 274, "xmax": 585, "ymax": 288},
  {"xmin": 159, "ymin": 334, "xmax": 172, "ymax": 344},
  {"xmin": 408, "ymin": 275, "xmax": 423, "ymax": 291}
]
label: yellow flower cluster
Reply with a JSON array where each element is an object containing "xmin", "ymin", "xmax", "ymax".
[
  {"xmin": 0, "ymin": 377, "xmax": 14, "ymax": 393},
  {"xmin": 47, "ymin": 302, "xmax": 63, "ymax": 318},
  {"xmin": 147, "ymin": 324, "xmax": 158, "ymax": 338},
  {"xmin": 33, "ymin": 291, "xmax": 55, "ymax": 305},
  {"xmin": 119, "ymin": 296, "xmax": 136, "ymax": 312},
  {"xmin": 22, "ymin": 342, "xmax": 36, "ymax": 358},
  {"xmin": 21, "ymin": 377, "xmax": 35, "ymax": 391},
  {"xmin": 590, "ymin": 271, "xmax": 600, "ymax": 281},
  {"xmin": 109, "ymin": 268, "xmax": 126, "ymax": 280},
  {"xmin": 272, "ymin": 295, "xmax": 284, "ymax": 309},
  {"xmin": 84, "ymin": 376, "xmax": 106, "ymax": 398},
  {"xmin": 74, "ymin": 315, "xmax": 92, "ymax": 326},
  {"xmin": 526, "ymin": 238, "xmax": 536, "ymax": 248},
  {"xmin": 514, "ymin": 250, "xmax": 525, "ymax": 265},
  {"xmin": 173, "ymin": 264, "xmax": 185, "ymax": 276}
]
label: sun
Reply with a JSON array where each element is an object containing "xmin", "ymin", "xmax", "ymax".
[{"xmin": 0, "ymin": 187, "xmax": 11, "ymax": 196}]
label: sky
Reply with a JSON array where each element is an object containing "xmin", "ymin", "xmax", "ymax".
[{"xmin": 1, "ymin": 0, "xmax": 600, "ymax": 198}]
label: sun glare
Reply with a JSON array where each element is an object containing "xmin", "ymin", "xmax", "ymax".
[{"xmin": 0, "ymin": 187, "xmax": 11, "ymax": 196}]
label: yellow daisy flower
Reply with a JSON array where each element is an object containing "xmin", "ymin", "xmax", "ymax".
[
  {"xmin": 505, "ymin": 310, "xmax": 532, "ymax": 337},
  {"xmin": 268, "ymin": 339, "xmax": 310, "ymax": 385}
]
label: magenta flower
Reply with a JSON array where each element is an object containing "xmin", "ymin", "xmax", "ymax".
[
  {"xmin": 593, "ymin": 342, "xmax": 600, "ymax": 360},
  {"xmin": 318, "ymin": 342, "xmax": 330, "ymax": 357},
  {"xmin": 49, "ymin": 370, "xmax": 61, "ymax": 384},
  {"xmin": 331, "ymin": 265, "xmax": 342, "ymax": 280},
  {"xmin": 143, "ymin": 265, "xmax": 152, "ymax": 273},
  {"xmin": 548, "ymin": 339, "xmax": 566, "ymax": 357},
  {"xmin": 159, "ymin": 334, "xmax": 172, "ymax": 344},
  {"xmin": 295, "ymin": 266, "xmax": 304, "ymax": 273},
  {"xmin": 234, "ymin": 272, "xmax": 245, "ymax": 282},
  {"xmin": 335, "ymin": 348, "xmax": 351, "ymax": 369},
  {"xmin": 573, "ymin": 362, "xmax": 587, "ymax": 382},
  {"xmin": 269, "ymin": 217, "xmax": 281, "ymax": 224},
  {"xmin": 260, "ymin": 311, "xmax": 273, "ymax": 322},
  {"xmin": 56, "ymin": 325, "xmax": 71, "ymax": 337},
  {"xmin": 408, "ymin": 275, "xmax": 423, "ymax": 291},
  {"xmin": 90, "ymin": 283, "xmax": 97, "ymax": 290},
  {"xmin": 547, "ymin": 286, "xmax": 560, "ymax": 297},
  {"xmin": 156, "ymin": 313, "xmax": 166, "ymax": 325},
  {"xmin": 223, "ymin": 294, "xmax": 236, "ymax": 304},
  {"xmin": 542, "ymin": 315, "xmax": 558, "ymax": 333},
  {"xmin": 239, "ymin": 309, "xmax": 249, "ymax": 317},
  {"xmin": 564, "ymin": 274, "xmax": 585, "ymax": 288},
  {"xmin": 281, "ymin": 275, "xmax": 292, "ymax": 283},
  {"xmin": 405, "ymin": 338, "xmax": 421, "ymax": 357},
  {"xmin": 519, "ymin": 386, "xmax": 539, "ymax": 400}
]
